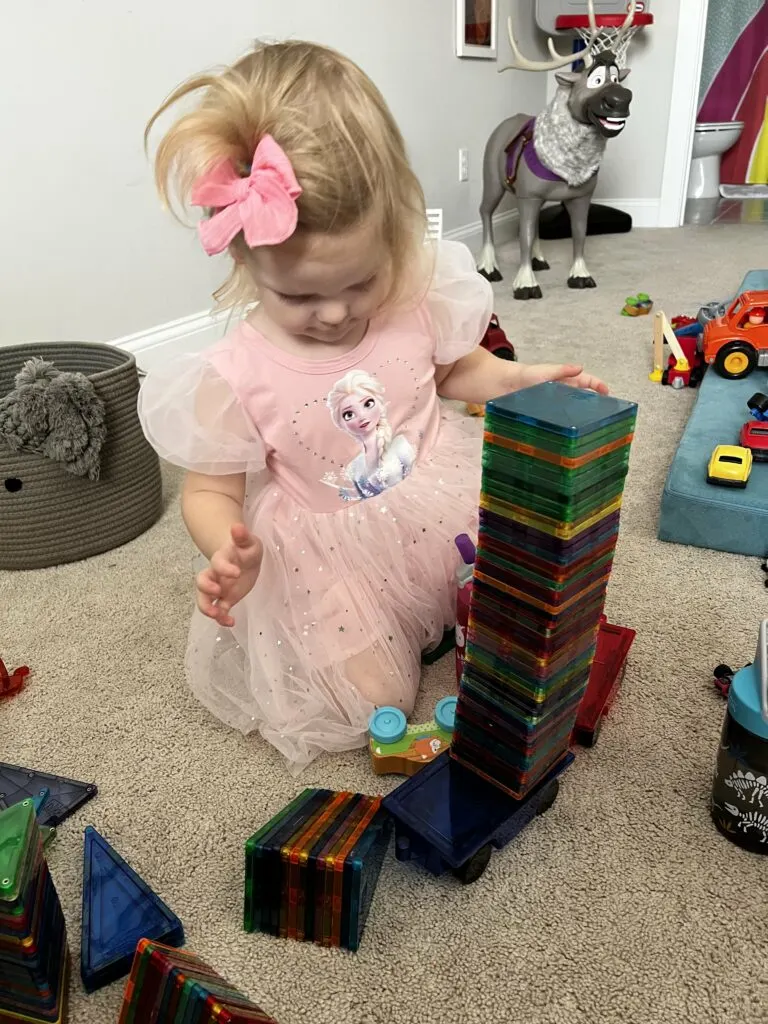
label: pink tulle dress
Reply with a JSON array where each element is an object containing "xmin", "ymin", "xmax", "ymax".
[{"xmin": 138, "ymin": 240, "xmax": 493, "ymax": 771}]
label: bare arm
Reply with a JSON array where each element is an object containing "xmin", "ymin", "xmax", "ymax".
[
  {"xmin": 435, "ymin": 347, "xmax": 608, "ymax": 403},
  {"xmin": 181, "ymin": 471, "xmax": 247, "ymax": 559}
]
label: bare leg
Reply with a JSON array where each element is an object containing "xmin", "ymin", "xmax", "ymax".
[
  {"xmin": 513, "ymin": 197, "xmax": 544, "ymax": 300},
  {"xmin": 344, "ymin": 643, "xmax": 418, "ymax": 714},
  {"xmin": 564, "ymin": 194, "xmax": 596, "ymax": 289},
  {"xmin": 531, "ymin": 235, "xmax": 549, "ymax": 272},
  {"xmin": 477, "ymin": 180, "xmax": 506, "ymax": 282}
]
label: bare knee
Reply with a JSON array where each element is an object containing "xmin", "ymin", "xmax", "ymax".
[{"xmin": 344, "ymin": 646, "xmax": 418, "ymax": 713}]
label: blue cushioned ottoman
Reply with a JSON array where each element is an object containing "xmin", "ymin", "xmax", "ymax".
[{"xmin": 658, "ymin": 369, "xmax": 768, "ymax": 557}]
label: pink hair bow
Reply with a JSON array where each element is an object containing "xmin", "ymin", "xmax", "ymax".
[{"xmin": 191, "ymin": 135, "xmax": 302, "ymax": 255}]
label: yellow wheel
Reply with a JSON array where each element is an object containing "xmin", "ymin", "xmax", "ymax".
[
  {"xmin": 724, "ymin": 351, "xmax": 749, "ymax": 375},
  {"xmin": 714, "ymin": 341, "xmax": 757, "ymax": 380}
]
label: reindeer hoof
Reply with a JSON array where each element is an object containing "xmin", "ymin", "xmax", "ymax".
[
  {"xmin": 478, "ymin": 267, "xmax": 503, "ymax": 282},
  {"xmin": 568, "ymin": 276, "xmax": 597, "ymax": 290},
  {"xmin": 513, "ymin": 286, "xmax": 543, "ymax": 301},
  {"xmin": 532, "ymin": 258, "xmax": 550, "ymax": 271}
]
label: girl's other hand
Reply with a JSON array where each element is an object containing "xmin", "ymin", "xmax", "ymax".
[
  {"xmin": 196, "ymin": 523, "xmax": 264, "ymax": 627},
  {"xmin": 518, "ymin": 363, "xmax": 609, "ymax": 395}
]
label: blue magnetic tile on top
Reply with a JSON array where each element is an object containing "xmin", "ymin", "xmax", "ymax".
[
  {"xmin": 488, "ymin": 383, "xmax": 637, "ymax": 437},
  {"xmin": 80, "ymin": 825, "xmax": 184, "ymax": 993}
]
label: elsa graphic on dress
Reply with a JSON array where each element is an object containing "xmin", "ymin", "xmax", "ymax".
[{"xmin": 326, "ymin": 370, "xmax": 416, "ymax": 501}]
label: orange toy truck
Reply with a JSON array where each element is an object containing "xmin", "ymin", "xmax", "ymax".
[{"xmin": 702, "ymin": 290, "xmax": 768, "ymax": 380}]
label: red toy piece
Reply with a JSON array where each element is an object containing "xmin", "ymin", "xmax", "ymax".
[
  {"xmin": 480, "ymin": 314, "xmax": 516, "ymax": 361},
  {"xmin": 662, "ymin": 331, "xmax": 706, "ymax": 389},
  {"xmin": 0, "ymin": 659, "xmax": 29, "ymax": 700},
  {"xmin": 573, "ymin": 616, "xmax": 636, "ymax": 746},
  {"xmin": 739, "ymin": 420, "xmax": 768, "ymax": 460}
]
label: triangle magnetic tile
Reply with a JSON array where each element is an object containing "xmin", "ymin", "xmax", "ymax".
[{"xmin": 80, "ymin": 826, "xmax": 184, "ymax": 993}]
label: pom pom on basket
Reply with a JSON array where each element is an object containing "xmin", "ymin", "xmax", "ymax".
[{"xmin": 0, "ymin": 342, "xmax": 162, "ymax": 569}]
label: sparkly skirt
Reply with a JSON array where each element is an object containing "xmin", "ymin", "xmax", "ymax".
[{"xmin": 184, "ymin": 409, "xmax": 482, "ymax": 772}]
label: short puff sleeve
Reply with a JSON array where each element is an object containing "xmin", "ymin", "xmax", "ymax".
[
  {"xmin": 138, "ymin": 353, "xmax": 265, "ymax": 476},
  {"xmin": 425, "ymin": 240, "xmax": 494, "ymax": 364}
]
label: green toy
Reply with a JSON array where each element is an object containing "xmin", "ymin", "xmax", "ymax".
[{"xmin": 622, "ymin": 292, "xmax": 653, "ymax": 317}]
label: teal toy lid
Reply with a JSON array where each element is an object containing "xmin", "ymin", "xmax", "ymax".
[
  {"xmin": 368, "ymin": 706, "xmax": 407, "ymax": 744},
  {"xmin": 728, "ymin": 619, "xmax": 768, "ymax": 740},
  {"xmin": 435, "ymin": 696, "xmax": 457, "ymax": 732}
]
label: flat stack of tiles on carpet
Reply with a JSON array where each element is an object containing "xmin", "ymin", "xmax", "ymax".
[
  {"xmin": 0, "ymin": 798, "xmax": 69, "ymax": 1024},
  {"xmin": 119, "ymin": 940, "xmax": 278, "ymax": 1023},
  {"xmin": 244, "ymin": 789, "xmax": 392, "ymax": 952},
  {"xmin": 451, "ymin": 382, "xmax": 637, "ymax": 799}
]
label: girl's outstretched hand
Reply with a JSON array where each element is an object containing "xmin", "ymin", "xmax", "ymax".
[
  {"xmin": 517, "ymin": 363, "xmax": 609, "ymax": 395},
  {"xmin": 196, "ymin": 523, "xmax": 263, "ymax": 628}
]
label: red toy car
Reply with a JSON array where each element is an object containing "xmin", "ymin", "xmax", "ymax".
[{"xmin": 739, "ymin": 420, "xmax": 768, "ymax": 460}]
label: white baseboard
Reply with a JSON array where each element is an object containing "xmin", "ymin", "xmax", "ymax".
[
  {"xmin": 597, "ymin": 198, "xmax": 661, "ymax": 228},
  {"xmin": 117, "ymin": 200, "xmax": 660, "ymax": 367},
  {"xmin": 444, "ymin": 208, "xmax": 519, "ymax": 251},
  {"xmin": 112, "ymin": 308, "xmax": 238, "ymax": 372}
]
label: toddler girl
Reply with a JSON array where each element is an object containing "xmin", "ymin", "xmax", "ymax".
[{"xmin": 139, "ymin": 39, "xmax": 606, "ymax": 771}]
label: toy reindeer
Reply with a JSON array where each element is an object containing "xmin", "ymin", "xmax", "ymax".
[{"xmin": 478, "ymin": 0, "xmax": 636, "ymax": 299}]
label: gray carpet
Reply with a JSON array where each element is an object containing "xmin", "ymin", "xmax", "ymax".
[{"xmin": 3, "ymin": 224, "xmax": 768, "ymax": 1024}]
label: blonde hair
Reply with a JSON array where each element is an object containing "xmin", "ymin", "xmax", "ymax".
[
  {"xmin": 146, "ymin": 40, "xmax": 428, "ymax": 311},
  {"xmin": 327, "ymin": 370, "xmax": 391, "ymax": 462}
]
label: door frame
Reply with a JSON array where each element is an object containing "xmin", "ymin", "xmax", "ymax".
[{"xmin": 657, "ymin": 0, "xmax": 710, "ymax": 227}]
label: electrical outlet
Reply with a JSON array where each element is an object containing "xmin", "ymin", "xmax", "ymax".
[{"xmin": 458, "ymin": 148, "xmax": 469, "ymax": 183}]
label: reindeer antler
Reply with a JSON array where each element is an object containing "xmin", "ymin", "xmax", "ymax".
[
  {"xmin": 582, "ymin": 0, "xmax": 636, "ymax": 68},
  {"xmin": 500, "ymin": 0, "xmax": 636, "ymax": 74}
]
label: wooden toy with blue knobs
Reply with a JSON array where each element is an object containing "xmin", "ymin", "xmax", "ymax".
[
  {"xmin": 711, "ymin": 618, "xmax": 768, "ymax": 852},
  {"xmin": 368, "ymin": 698, "xmax": 457, "ymax": 776}
]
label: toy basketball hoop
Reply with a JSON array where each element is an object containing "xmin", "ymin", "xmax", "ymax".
[{"xmin": 556, "ymin": 11, "xmax": 653, "ymax": 67}]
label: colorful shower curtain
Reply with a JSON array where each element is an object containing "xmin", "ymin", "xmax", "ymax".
[{"xmin": 698, "ymin": 0, "xmax": 768, "ymax": 185}]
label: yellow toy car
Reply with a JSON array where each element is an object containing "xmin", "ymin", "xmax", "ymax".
[{"xmin": 706, "ymin": 444, "xmax": 753, "ymax": 488}]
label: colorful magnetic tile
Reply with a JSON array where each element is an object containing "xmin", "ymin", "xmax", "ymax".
[
  {"xmin": 80, "ymin": 825, "xmax": 184, "ymax": 993},
  {"xmin": 453, "ymin": 382, "xmax": 636, "ymax": 801},
  {"xmin": 0, "ymin": 763, "xmax": 97, "ymax": 828},
  {"xmin": 243, "ymin": 790, "xmax": 390, "ymax": 952},
  {"xmin": 118, "ymin": 939, "xmax": 279, "ymax": 1024},
  {"xmin": 483, "ymin": 429, "xmax": 634, "ymax": 468},
  {"xmin": 487, "ymin": 383, "xmax": 637, "ymax": 438}
]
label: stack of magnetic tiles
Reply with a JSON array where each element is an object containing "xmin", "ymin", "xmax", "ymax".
[
  {"xmin": 119, "ymin": 939, "xmax": 278, "ymax": 1023},
  {"xmin": 244, "ymin": 789, "xmax": 391, "ymax": 952},
  {"xmin": 0, "ymin": 798, "xmax": 69, "ymax": 1024},
  {"xmin": 451, "ymin": 382, "xmax": 637, "ymax": 800}
]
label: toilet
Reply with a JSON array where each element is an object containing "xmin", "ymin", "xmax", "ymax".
[{"xmin": 687, "ymin": 121, "xmax": 745, "ymax": 200}]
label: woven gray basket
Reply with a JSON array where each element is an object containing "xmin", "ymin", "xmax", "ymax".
[{"xmin": 0, "ymin": 342, "xmax": 162, "ymax": 569}]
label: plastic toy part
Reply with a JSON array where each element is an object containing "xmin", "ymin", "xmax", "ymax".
[
  {"xmin": 573, "ymin": 615, "xmax": 636, "ymax": 746},
  {"xmin": 243, "ymin": 789, "xmax": 392, "ymax": 951},
  {"xmin": 80, "ymin": 825, "xmax": 184, "ymax": 993},
  {"xmin": 368, "ymin": 707, "xmax": 407, "ymax": 745},
  {"xmin": 702, "ymin": 289, "xmax": 768, "ymax": 380},
  {"xmin": 0, "ymin": 762, "xmax": 97, "ymax": 827},
  {"xmin": 621, "ymin": 293, "xmax": 653, "ymax": 317},
  {"xmin": 118, "ymin": 939, "xmax": 279, "ymax": 1024},
  {"xmin": 0, "ymin": 659, "xmax": 29, "ymax": 700},
  {"xmin": 706, "ymin": 444, "xmax": 753, "ymax": 488},
  {"xmin": 650, "ymin": 310, "xmax": 706, "ymax": 389},
  {"xmin": 383, "ymin": 750, "xmax": 573, "ymax": 883},
  {"xmin": 747, "ymin": 392, "xmax": 768, "ymax": 421},
  {"xmin": 713, "ymin": 664, "xmax": 736, "ymax": 698},
  {"xmin": 368, "ymin": 699, "xmax": 458, "ymax": 777},
  {"xmin": 0, "ymin": 799, "xmax": 70, "ymax": 1024}
]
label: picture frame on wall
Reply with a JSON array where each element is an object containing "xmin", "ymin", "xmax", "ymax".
[{"xmin": 456, "ymin": 0, "xmax": 497, "ymax": 59}]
